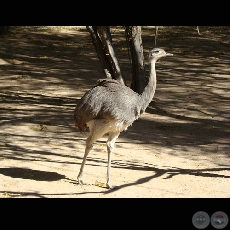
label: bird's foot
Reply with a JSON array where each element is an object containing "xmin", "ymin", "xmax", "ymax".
[
  {"xmin": 77, "ymin": 177, "xmax": 89, "ymax": 186},
  {"xmin": 106, "ymin": 183, "xmax": 117, "ymax": 190}
]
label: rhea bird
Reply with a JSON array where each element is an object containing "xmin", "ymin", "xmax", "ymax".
[{"xmin": 74, "ymin": 47, "xmax": 173, "ymax": 189}]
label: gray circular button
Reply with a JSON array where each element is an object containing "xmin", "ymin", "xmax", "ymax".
[
  {"xmin": 192, "ymin": 211, "xmax": 210, "ymax": 229},
  {"xmin": 211, "ymin": 211, "xmax": 229, "ymax": 229}
]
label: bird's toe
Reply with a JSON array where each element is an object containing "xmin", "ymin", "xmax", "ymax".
[
  {"xmin": 106, "ymin": 183, "xmax": 118, "ymax": 189},
  {"xmin": 77, "ymin": 177, "xmax": 84, "ymax": 185}
]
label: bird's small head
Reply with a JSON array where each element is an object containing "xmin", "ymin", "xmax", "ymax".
[{"xmin": 148, "ymin": 48, "xmax": 173, "ymax": 62}]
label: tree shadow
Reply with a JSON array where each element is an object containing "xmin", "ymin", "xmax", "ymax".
[
  {"xmin": 0, "ymin": 167, "xmax": 65, "ymax": 181},
  {"xmin": 0, "ymin": 190, "xmax": 103, "ymax": 198},
  {"xmin": 102, "ymin": 160, "xmax": 230, "ymax": 194}
]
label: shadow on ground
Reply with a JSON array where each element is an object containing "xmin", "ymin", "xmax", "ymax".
[{"xmin": 1, "ymin": 26, "xmax": 230, "ymax": 197}]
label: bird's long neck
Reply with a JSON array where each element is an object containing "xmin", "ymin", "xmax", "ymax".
[{"xmin": 138, "ymin": 59, "xmax": 157, "ymax": 112}]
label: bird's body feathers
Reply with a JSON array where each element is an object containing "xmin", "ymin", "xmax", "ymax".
[{"xmin": 74, "ymin": 78, "xmax": 140, "ymax": 132}]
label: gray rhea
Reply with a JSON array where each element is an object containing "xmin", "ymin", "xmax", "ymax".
[{"xmin": 74, "ymin": 48, "xmax": 173, "ymax": 189}]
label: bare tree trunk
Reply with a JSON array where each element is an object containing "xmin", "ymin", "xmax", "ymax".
[
  {"xmin": 87, "ymin": 26, "xmax": 147, "ymax": 93},
  {"xmin": 86, "ymin": 26, "xmax": 126, "ymax": 86},
  {"xmin": 125, "ymin": 26, "xmax": 146, "ymax": 94}
]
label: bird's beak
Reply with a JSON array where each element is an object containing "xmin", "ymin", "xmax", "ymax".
[{"xmin": 166, "ymin": 52, "xmax": 173, "ymax": 56}]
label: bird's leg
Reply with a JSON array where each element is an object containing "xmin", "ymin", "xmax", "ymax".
[
  {"xmin": 77, "ymin": 119, "xmax": 108, "ymax": 186},
  {"xmin": 77, "ymin": 136, "xmax": 93, "ymax": 185},
  {"xmin": 106, "ymin": 131, "xmax": 120, "ymax": 189}
]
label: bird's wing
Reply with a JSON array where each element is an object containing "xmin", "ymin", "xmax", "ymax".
[{"xmin": 74, "ymin": 80, "xmax": 139, "ymax": 132}]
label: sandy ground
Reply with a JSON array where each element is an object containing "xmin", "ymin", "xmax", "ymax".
[{"xmin": 0, "ymin": 26, "xmax": 230, "ymax": 198}]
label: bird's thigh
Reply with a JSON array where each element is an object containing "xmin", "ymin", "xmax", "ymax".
[{"xmin": 87, "ymin": 119, "xmax": 110, "ymax": 142}]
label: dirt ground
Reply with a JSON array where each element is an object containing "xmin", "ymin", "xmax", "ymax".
[{"xmin": 0, "ymin": 26, "xmax": 230, "ymax": 198}]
